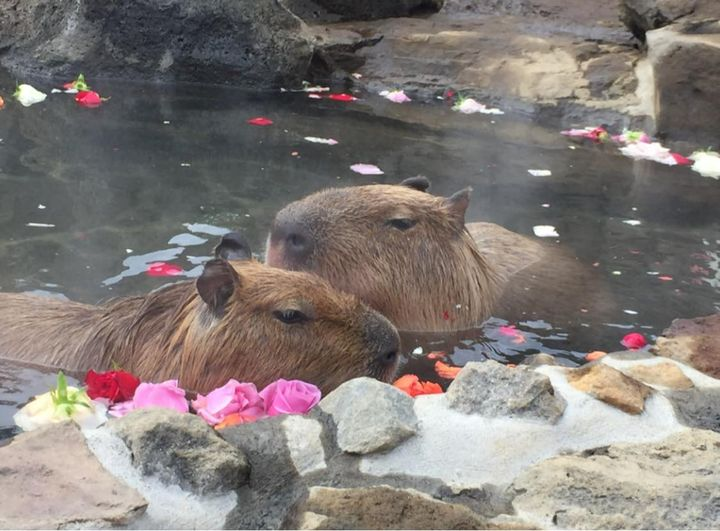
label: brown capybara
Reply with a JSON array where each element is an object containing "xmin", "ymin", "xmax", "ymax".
[
  {"xmin": 266, "ymin": 177, "xmax": 612, "ymax": 333},
  {"xmin": 0, "ymin": 233, "xmax": 400, "ymax": 394}
]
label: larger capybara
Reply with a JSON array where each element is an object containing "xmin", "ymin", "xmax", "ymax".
[
  {"xmin": 266, "ymin": 177, "xmax": 613, "ymax": 333},
  {"xmin": 0, "ymin": 234, "xmax": 400, "ymax": 394}
]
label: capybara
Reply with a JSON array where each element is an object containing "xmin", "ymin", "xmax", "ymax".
[
  {"xmin": 0, "ymin": 234, "xmax": 400, "ymax": 394},
  {"xmin": 266, "ymin": 177, "xmax": 611, "ymax": 333}
]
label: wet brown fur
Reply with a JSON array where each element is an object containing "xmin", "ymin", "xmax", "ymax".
[{"xmin": 0, "ymin": 261, "xmax": 399, "ymax": 394}]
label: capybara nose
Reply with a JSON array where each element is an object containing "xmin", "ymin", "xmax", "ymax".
[{"xmin": 363, "ymin": 310, "xmax": 401, "ymax": 377}]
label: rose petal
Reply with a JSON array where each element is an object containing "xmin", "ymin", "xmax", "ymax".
[
  {"xmin": 621, "ymin": 332, "xmax": 647, "ymax": 350},
  {"xmin": 146, "ymin": 262, "xmax": 183, "ymax": 277},
  {"xmin": 350, "ymin": 163, "xmax": 384, "ymax": 175},
  {"xmin": 247, "ymin": 117, "xmax": 273, "ymax": 126}
]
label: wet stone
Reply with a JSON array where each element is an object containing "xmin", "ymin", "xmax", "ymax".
[
  {"xmin": 319, "ymin": 377, "xmax": 418, "ymax": 455},
  {"xmin": 567, "ymin": 363, "xmax": 652, "ymax": 414},
  {"xmin": 110, "ymin": 408, "xmax": 249, "ymax": 495},
  {"xmin": 446, "ymin": 361, "xmax": 566, "ymax": 423}
]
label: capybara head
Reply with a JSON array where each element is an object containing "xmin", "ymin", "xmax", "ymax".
[
  {"xmin": 169, "ymin": 233, "xmax": 401, "ymax": 393},
  {"xmin": 266, "ymin": 178, "xmax": 500, "ymax": 332}
]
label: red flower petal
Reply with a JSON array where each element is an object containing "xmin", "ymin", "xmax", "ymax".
[
  {"xmin": 247, "ymin": 117, "xmax": 273, "ymax": 126},
  {"xmin": 75, "ymin": 90, "xmax": 103, "ymax": 107},
  {"xmin": 393, "ymin": 374, "xmax": 443, "ymax": 397},
  {"xmin": 434, "ymin": 361, "xmax": 462, "ymax": 380},
  {"xmin": 671, "ymin": 153, "xmax": 692, "ymax": 165},
  {"xmin": 146, "ymin": 262, "xmax": 183, "ymax": 277},
  {"xmin": 85, "ymin": 369, "xmax": 140, "ymax": 403},
  {"xmin": 327, "ymin": 93, "xmax": 357, "ymax": 102},
  {"xmin": 658, "ymin": 275, "xmax": 673, "ymax": 281},
  {"xmin": 621, "ymin": 332, "xmax": 647, "ymax": 350}
]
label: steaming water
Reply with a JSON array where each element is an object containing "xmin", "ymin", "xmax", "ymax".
[{"xmin": 1, "ymin": 79, "xmax": 718, "ymax": 437}]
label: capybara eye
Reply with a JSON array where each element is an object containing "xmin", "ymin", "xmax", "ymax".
[
  {"xmin": 387, "ymin": 218, "xmax": 417, "ymax": 231},
  {"xmin": 273, "ymin": 309, "xmax": 309, "ymax": 324}
]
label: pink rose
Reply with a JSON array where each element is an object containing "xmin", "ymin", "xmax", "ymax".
[
  {"xmin": 110, "ymin": 380, "xmax": 188, "ymax": 417},
  {"xmin": 191, "ymin": 379, "xmax": 264, "ymax": 426},
  {"xmin": 259, "ymin": 379, "xmax": 321, "ymax": 416}
]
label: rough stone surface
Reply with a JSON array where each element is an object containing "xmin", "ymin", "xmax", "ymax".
[
  {"xmin": 655, "ymin": 313, "xmax": 720, "ymax": 379},
  {"xmin": 320, "ymin": 377, "xmax": 418, "ymax": 454},
  {"xmin": 110, "ymin": 408, "xmax": 248, "ymax": 495},
  {"xmin": 289, "ymin": 485, "xmax": 490, "ymax": 529},
  {"xmin": 290, "ymin": 0, "xmax": 444, "ymax": 21},
  {"xmin": 0, "ymin": 0, "xmax": 314, "ymax": 88},
  {"xmin": 283, "ymin": 415, "xmax": 327, "ymax": 475},
  {"xmin": 511, "ymin": 429, "xmax": 720, "ymax": 529},
  {"xmin": 520, "ymin": 353, "xmax": 557, "ymax": 367},
  {"xmin": 0, "ymin": 422, "xmax": 147, "ymax": 529},
  {"xmin": 446, "ymin": 361, "xmax": 566, "ymax": 422},
  {"xmin": 620, "ymin": 0, "xmax": 699, "ymax": 39},
  {"xmin": 667, "ymin": 388, "xmax": 720, "ymax": 433},
  {"xmin": 646, "ymin": 23, "xmax": 720, "ymax": 146},
  {"xmin": 567, "ymin": 363, "xmax": 652, "ymax": 414},
  {"xmin": 624, "ymin": 361, "xmax": 694, "ymax": 389}
]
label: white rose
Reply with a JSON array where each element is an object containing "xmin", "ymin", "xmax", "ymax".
[
  {"xmin": 690, "ymin": 151, "xmax": 720, "ymax": 179},
  {"xmin": 14, "ymin": 84, "xmax": 47, "ymax": 107}
]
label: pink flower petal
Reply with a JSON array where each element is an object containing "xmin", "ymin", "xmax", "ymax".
[
  {"xmin": 621, "ymin": 332, "xmax": 647, "ymax": 350},
  {"xmin": 146, "ymin": 262, "xmax": 183, "ymax": 277},
  {"xmin": 350, "ymin": 163, "xmax": 384, "ymax": 175},
  {"xmin": 327, "ymin": 93, "xmax": 357, "ymax": 102},
  {"xmin": 247, "ymin": 117, "xmax": 273, "ymax": 126},
  {"xmin": 259, "ymin": 379, "xmax": 321, "ymax": 416}
]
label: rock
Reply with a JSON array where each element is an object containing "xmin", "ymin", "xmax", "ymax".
[
  {"xmin": 511, "ymin": 429, "xmax": 720, "ymax": 529},
  {"xmin": 619, "ymin": 0, "xmax": 698, "ymax": 39},
  {"xmin": 293, "ymin": 0, "xmax": 444, "ymax": 21},
  {"xmin": 0, "ymin": 422, "xmax": 147, "ymax": 529},
  {"xmin": 623, "ymin": 361, "xmax": 694, "ymax": 389},
  {"xmin": 655, "ymin": 313, "xmax": 720, "ymax": 379},
  {"xmin": 645, "ymin": 23, "xmax": 720, "ymax": 146},
  {"xmin": 319, "ymin": 377, "xmax": 418, "ymax": 454},
  {"xmin": 288, "ymin": 485, "xmax": 489, "ymax": 529},
  {"xmin": 282, "ymin": 415, "xmax": 327, "ymax": 475},
  {"xmin": 520, "ymin": 353, "xmax": 557, "ymax": 367},
  {"xmin": 667, "ymin": 388, "xmax": 720, "ymax": 432},
  {"xmin": 0, "ymin": 0, "xmax": 314, "ymax": 88},
  {"xmin": 567, "ymin": 363, "xmax": 652, "ymax": 414},
  {"xmin": 110, "ymin": 408, "xmax": 248, "ymax": 495},
  {"xmin": 446, "ymin": 361, "xmax": 566, "ymax": 423}
]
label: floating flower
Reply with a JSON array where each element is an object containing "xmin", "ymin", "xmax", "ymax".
[
  {"xmin": 259, "ymin": 379, "xmax": 321, "ymax": 416},
  {"xmin": 75, "ymin": 90, "xmax": 103, "ymax": 108},
  {"xmin": 85, "ymin": 370, "xmax": 140, "ymax": 404},
  {"xmin": 612, "ymin": 130, "xmax": 651, "ymax": 145},
  {"xmin": 13, "ymin": 84, "xmax": 47, "ymax": 107},
  {"xmin": 689, "ymin": 150, "xmax": 720, "ymax": 179},
  {"xmin": 452, "ymin": 97, "xmax": 504, "ymax": 115},
  {"xmin": 528, "ymin": 169, "xmax": 552, "ymax": 177},
  {"xmin": 14, "ymin": 372, "xmax": 107, "ymax": 431},
  {"xmin": 560, "ymin": 127, "xmax": 609, "ymax": 142},
  {"xmin": 499, "ymin": 324, "xmax": 526, "ymax": 344},
  {"xmin": 434, "ymin": 361, "xmax": 462, "ymax": 379},
  {"xmin": 350, "ymin": 163, "xmax": 384, "ymax": 175},
  {"xmin": 63, "ymin": 73, "xmax": 90, "ymax": 92},
  {"xmin": 393, "ymin": 374, "xmax": 443, "ymax": 397},
  {"xmin": 585, "ymin": 350, "xmax": 607, "ymax": 362},
  {"xmin": 621, "ymin": 332, "xmax": 647, "ymax": 350},
  {"xmin": 379, "ymin": 90, "xmax": 411, "ymax": 103},
  {"xmin": 192, "ymin": 379, "xmax": 264, "ymax": 426},
  {"xmin": 327, "ymin": 93, "xmax": 357, "ymax": 102},
  {"xmin": 0, "ymin": 96, "xmax": 4, "ymax": 110},
  {"xmin": 247, "ymin": 117, "xmax": 273, "ymax": 126},
  {"xmin": 619, "ymin": 142, "xmax": 682, "ymax": 166},
  {"xmin": 110, "ymin": 379, "xmax": 189, "ymax": 417},
  {"xmin": 304, "ymin": 136, "xmax": 339, "ymax": 145},
  {"xmin": 308, "ymin": 94, "xmax": 322, "ymax": 99},
  {"xmin": 533, "ymin": 225, "xmax": 559, "ymax": 238},
  {"xmin": 146, "ymin": 262, "xmax": 183, "ymax": 277}
]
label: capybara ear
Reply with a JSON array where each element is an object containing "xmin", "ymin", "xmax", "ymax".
[
  {"xmin": 214, "ymin": 232, "xmax": 252, "ymax": 261},
  {"xmin": 442, "ymin": 187, "xmax": 472, "ymax": 227},
  {"xmin": 196, "ymin": 259, "xmax": 241, "ymax": 317},
  {"xmin": 399, "ymin": 176, "xmax": 431, "ymax": 192}
]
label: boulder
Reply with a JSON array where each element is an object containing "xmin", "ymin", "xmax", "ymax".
[
  {"xmin": 282, "ymin": 415, "xmax": 328, "ymax": 476},
  {"xmin": 110, "ymin": 408, "xmax": 248, "ymax": 495},
  {"xmin": 0, "ymin": 0, "xmax": 314, "ymax": 88},
  {"xmin": 619, "ymin": 0, "xmax": 698, "ymax": 39},
  {"xmin": 623, "ymin": 361, "xmax": 694, "ymax": 389},
  {"xmin": 645, "ymin": 22, "xmax": 720, "ymax": 146},
  {"xmin": 655, "ymin": 313, "xmax": 720, "ymax": 378},
  {"xmin": 446, "ymin": 361, "xmax": 566, "ymax": 422},
  {"xmin": 0, "ymin": 422, "xmax": 147, "ymax": 529},
  {"xmin": 567, "ymin": 363, "xmax": 652, "ymax": 414},
  {"xmin": 511, "ymin": 429, "xmax": 720, "ymax": 529},
  {"xmin": 288, "ymin": 485, "xmax": 489, "ymax": 529},
  {"xmin": 319, "ymin": 377, "xmax": 418, "ymax": 454},
  {"xmin": 667, "ymin": 388, "xmax": 720, "ymax": 432}
]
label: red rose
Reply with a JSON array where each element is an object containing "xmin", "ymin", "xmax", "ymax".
[
  {"xmin": 75, "ymin": 90, "xmax": 103, "ymax": 107},
  {"xmin": 85, "ymin": 370, "xmax": 140, "ymax": 403}
]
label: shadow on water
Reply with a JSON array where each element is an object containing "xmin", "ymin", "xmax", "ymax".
[{"xmin": 0, "ymin": 77, "xmax": 719, "ymax": 434}]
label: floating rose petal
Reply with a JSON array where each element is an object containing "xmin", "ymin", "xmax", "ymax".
[
  {"xmin": 611, "ymin": 130, "xmax": 651, "ymax": 145},
  {"xmin": 689, "ymin": 151, "xmax": 720, "ymax": 179},
  {"xmin": 426, "ymin": 351, "xmax": 447, "ymax": 360},
  {"xmin": 247, "ymin": 117, "xmax": 273, "ymax": 126},
  {"xmin": 308, "ymin": 94, "xmax": 322, "ymax": 99},
  {"xmin": 350, "ymin": 163, "xmax": 384, "ymax": 175},
  {"xmin": 452, "ymin": 97, "xmax": 503, "ymax": 115},
  {"xmin": 379, "ymin": 90, "xmax": 411, "ymax": 103},
  {"xmin": 658, "ymin": 275, "xmax": 673, "ymax": 281},
  {"xmin": 0, "ymin": 96, "xmax": 4, "ymax": 110},
  {"xmin": 14, "ymin": 84, "xmax": 47, "ymax": 107},
  {"xmin": 393, "ymin": 374, "xmax": 443, "ymax": 397},
  {"xmin": 619, "ymin": 142, "xmax": 680, "ymax": 166},
  {"xmin": 302, "ymin": 85, "xmax": 329, "ymax": 93},
  {"xmin": 585, "ymin": 350, "xmax": 607, "ymax": 362},
  {"xmin": 304, "ymin": 136, "xmax": 339, "ymax": 145},
  {"xmin": 146, "ymin": 262, "xmax": 183, "ymax": 277},
  {"xmin": 623, "ymin": 220, "xmax": 641, "ymax": 226},
  {"xmin": 533, "ymin": 225, "xmax": 559, "ymax": 238},
  {"xmin": 327, "ymin": 93, "xmax": 357, "ymax": 102},
  {"xmin": 499, "ymin": 324, "xmax": 525, "ymax": 344},
  {"xmin": 528, "ymin": 169, "xmax": 552, "ymax": 177},
  {"xmin": 671, "ymin": 153, "xmax": 692, "ymax": 166},
  {"xmin": 434, "ymin": 361, "xmax": 462, "ymax": 380},
  {"xmin": 75, "ymin": 90, "xmax": 103, "ymax": 107},
  {"xmin": 561, "ymin": 126, "xmax": 609, "ymax": 142},
  {"xmin": 621, "ymin": 332, "xmax": 647, "ymax": 350}
]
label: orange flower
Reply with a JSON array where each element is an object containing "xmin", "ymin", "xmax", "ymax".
[
  {"xmin": 214, "ymin": 412, "xmax": 258, "ymax": 430},
  {"xmin": 585, "ymin": 350, "xmax": 607, "ymax": 362},
  {"xmin": 393, "ymin": 374, "xmax": 443, "ymax": 397},
  {"xmin": 0, "ymin": 96, "xmax": 4, "ymax": 109},
  {"xmin": 434, "ymin": 361, "xmax": 462, "ymax": 379}
]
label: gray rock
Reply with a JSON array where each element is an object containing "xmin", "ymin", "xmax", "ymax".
[
  {"xmin": 619, "ymin": 0, "xmax": 699, "ymax": 39},
  {"xmin": 446, "ymin": 361, "xmax": 566, "ymax": 423},
  {"xmin": 287, "ymin": 485, "xmax": 490, "ymax": 529},
  {"xmin": 110, "ymin": 408, "xmax": 248, "ymax": 495},
  {"xmin": 296, "ymin": 0, "xmax": 444, "ymax": 21},
  {"xmin": 319, "ymin": 377, "xmax": 418, "ymax": 454},
  {"xmin": 0, "ymin": 0, "xmax": 314, "ymax": 88},
  {"xmin": 520, "ymin": 353, "xmax": 557, "ymax": 367},
  {"xmin": 283, "ymin": 415, "xmax": 327, "ymax": 476},
  {"xmin": 511, "ymin": 429, "xmax": 720, "ymax": 529},
  {"xmin": 0, "ymin": 422, "xmax": 147, "ymax": 529},
  {"xmin": 667, "ymin": 387, "xmax": 720, "ymax": 433}
]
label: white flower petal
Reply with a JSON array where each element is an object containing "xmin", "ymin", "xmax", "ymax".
[
  {"xmin": 533, "ymin": 225, "xmax": 559, "ymax": 238},
  {"xmin": 690, "ymin": 151, "xmax": 720, "ymax": 179},
  {"xmin": 14, "ymin": 84, "xmax": 47, "ymax": 107}
]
